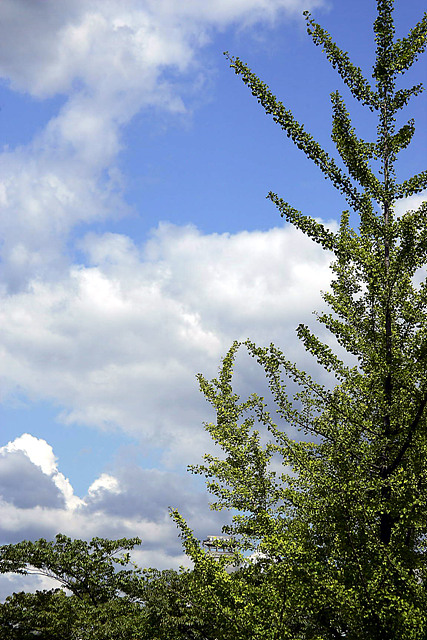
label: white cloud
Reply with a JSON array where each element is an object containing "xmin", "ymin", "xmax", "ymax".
[
  {"xmin": 1, "ymin": 434, "xmax": 57, "ymax": 475},
  {"xmin": 0, "ymin": 572, "xmax": 60, "ymax": 602},
  {"xmin": 395, "ymin": 190, "xmax": 427, "ymax": 217},
  {"xmin": 0, "ymin": 0, "xmax": 326, "ymax": 291},
  {"xmin": 0, "ymin": 223, "xmax": 333, "ymax": 466},
  {"xmin": 88, "ymin": 473, "xmax": 121, "ymax": 496},
  {"xmin": 0, "ymin": 434, "xmax": 226, "ymax": 598},
  {"xmin": 0, "ymin": 435, "xmax": 81, "ymax": 510},
  {"xmin": 0, "ymin": 0, "xmax": 325, "ymax": 99},
  {"xmin": 146, "ymin": 0, "xmax": 326, "ymax": 28}
]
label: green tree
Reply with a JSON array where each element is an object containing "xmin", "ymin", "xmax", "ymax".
[
  {"xmin": 0, "ymin": 588, "xmax": 148, "ymax": 640},
  {"xmin": 0, "ymin": 532, "xmax": 285, "ymax": 640},
  {"xmin": 172, "ymin": 513, "xmax": 303, "ymax": 640},
  {"xmin": 0, "ymin": 589, "xmax": 76, "ymax": 640},
  {"xmin": 174, "ymin": 1, "xmax": 427, "ymax": 638},
  {"xmin": 0, "ymin": 534, "xmax": 141, "ymax": 605},
  {"xmin": 0, "ymin": 534, "xmax": 235, "ymax": 639},
  {"xmin": 0, "ymin": 535, "xmax": 147, "ymax": 639}
]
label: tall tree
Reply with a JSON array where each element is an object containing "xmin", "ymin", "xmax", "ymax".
[{"xmin": 174, "ymin": 1, "xmax": 427, "ymax": 638}]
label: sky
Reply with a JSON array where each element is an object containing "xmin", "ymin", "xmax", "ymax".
[{"xmin": 0, "ymin": 0, "xmax": 426, "ymax": 597}]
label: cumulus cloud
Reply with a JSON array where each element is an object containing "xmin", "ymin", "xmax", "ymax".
[
  {"xmin": 0, "ymin": 435, "xmax": 80, "ymax": 509},
  {"xmin": 0, "ymin": 223, "xmax": 333, "ymax": 466},
  {"xmin": 85, "ymin": 464, "xmax": 216, "ymax": 527},
  {"xmin": 88, "ymin": 473, "xmax": 121, "ymax": 496},
  {"xmin": 0, "ymin": 451, "xmax": 65, "ymax": 510},
  {"xmin": 0, "ymin": 433, "xmax": 227, "ymax": 602}
]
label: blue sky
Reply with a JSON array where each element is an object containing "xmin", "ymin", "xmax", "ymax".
[{"xmin": 0, "ymin": 0, "xmax": 425, "ymax": 594}]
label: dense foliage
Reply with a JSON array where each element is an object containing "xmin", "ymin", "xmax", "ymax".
[
  {"xmin": 0, "ymin": 536, "xmax": 280, "ymax": 639},
  {"xmin": 1, "ymin": 1, "xmax": 427, "ymax": 638}
]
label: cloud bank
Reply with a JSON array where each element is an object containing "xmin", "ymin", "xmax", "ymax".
[{"xmin": 0, "ymin": 223, "xmax": 333, "ymax": 466}]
